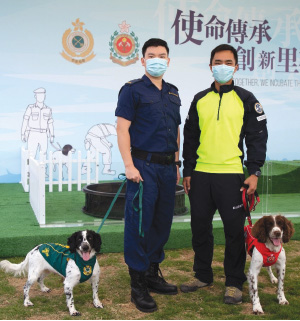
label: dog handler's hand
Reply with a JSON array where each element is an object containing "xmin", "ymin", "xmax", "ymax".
[
  {"xmin": 183, "ymin": 176, "xmax": 191, "ymax": 195},
  {"xmin": 125, "ymin": 164, "xmax": 143, "ymax": 183},
  {"xmin": 241, "ymin": 175, "xmax": 258, "ymax": 195}
]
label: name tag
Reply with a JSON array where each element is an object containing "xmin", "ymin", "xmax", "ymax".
[{"xmin": 257, "ymin": 115, "xmax": 266, "ymax": 121}]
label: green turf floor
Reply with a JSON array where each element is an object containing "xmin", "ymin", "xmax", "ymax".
[{"xmin": 0, "ymin": 183, "xmax": 300, "ymax": 258}]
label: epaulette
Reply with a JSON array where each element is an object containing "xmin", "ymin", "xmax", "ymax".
[
  {"xmin": 118, "ymin": 79, "xmax": 143, "ymax": 96},
  {"xmin": 166, "ymin": 82, "xmax": 179, "ymax": 92},
  {"xmin": 125, "ymin": 78, "xmax": 143, "ymax": 86}
]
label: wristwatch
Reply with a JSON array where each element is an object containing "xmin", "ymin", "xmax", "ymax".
[
  {"xmin": 175, "ymin": 160, "xmax": 182, "ymax": 168},
  {"xmin": 254, "ymin": 171, "xmax": 261, "ymax": 177}
]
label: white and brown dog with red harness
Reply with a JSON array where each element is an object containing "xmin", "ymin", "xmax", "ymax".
[
  {"xmin": 245, "ymin": 214, "xmax": 294, "ymax": 314},
  {"xmin": 0, "ymin": 230, "xmax": 103, "ymax": 316}
]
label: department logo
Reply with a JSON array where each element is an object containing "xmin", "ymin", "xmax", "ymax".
[
  {"xmin": 254, "ymin": 103, "xmax": 263, "ymax": 114},
  {"xmin": 61, "ymin": 18, "xmax": 95, "ymax": 65},
  {"xmin": 266, "ymin": 254, "xmax": 276, "ymax": 264},
  {"xmin": 109, "ymin": 21, "xmax": 139, "ymax": 66},
  {"xmin": 83, "ymin": 265, "xmax": 93, "ymax": 276}
]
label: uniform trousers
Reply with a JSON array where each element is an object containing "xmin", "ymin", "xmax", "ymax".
[
  {"xmin": 124, "ymin": 156, "xmax": 177, "ymax": 271},
  {"xmin": 189, "ymin": 171, "xmax": 247, "ymax": 290}
]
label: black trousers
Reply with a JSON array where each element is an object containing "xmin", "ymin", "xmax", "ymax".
[{"xmin": 189, "ymin": 171, "xmax": 247, "ymax": 290}]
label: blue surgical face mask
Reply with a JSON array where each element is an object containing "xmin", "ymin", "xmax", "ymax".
[
  {"xmin": 212, "ymin": 64, "xmax": 235, "ymax": 84},
  {"xmin": 146, "ymin": 58, "xmax": 168, "ymax": 77}
]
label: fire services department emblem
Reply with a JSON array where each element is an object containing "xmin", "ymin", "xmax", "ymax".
[
  {"xmin": 61, "ymin": 18, "xmax": 95, "ymax": 65},
  {"xmin": 109, "ymin": 21, "xmax": 139, "ymax": 66},
  {"xmin": 266, "ymin": 254, "xmax": 276, "ymax": 265}
]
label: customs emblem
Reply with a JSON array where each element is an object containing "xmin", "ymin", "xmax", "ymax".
[
  {"xmin": 109, "ymin": 21, "xmax": 139, "ymax": 66},
  {"xmin": 83, "ymin": 265, "xmax": 92, "ymax": 276},
  {"xmin": 61, "ymin": 18, "xmax": 95, "ymax": 65}
]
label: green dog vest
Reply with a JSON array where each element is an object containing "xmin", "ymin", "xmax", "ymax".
[{"xmin": 39, "ymin": 243, "xmax": 96, "ymax": 283}]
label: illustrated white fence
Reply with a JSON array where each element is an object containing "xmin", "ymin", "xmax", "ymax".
[
  {"xmin": 29, "ymin": 157, "xmax": 46, "ymax": 225},
  {"xmin": 21, "ymin": 147, "xmax": 100, "ymax": 226}
]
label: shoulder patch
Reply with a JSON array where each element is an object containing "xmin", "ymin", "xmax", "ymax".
[
  {"xmin": 118, "ymin": 79, "xmax": 142, "ymax": 96},
  {"xmin": 254, "ymin": 102, "xmax": 263, "ymax": 114},
  {"xmin": 166, "ymin": 82, "xmax": 179, "ymax": 91},
  {"xmin": 125, "ymin": 78, "xmax": 143, "ymax": 86}
]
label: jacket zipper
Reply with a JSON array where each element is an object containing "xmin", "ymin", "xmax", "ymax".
[{"xmin": 217, "ymin": 92, "xmax": 223, "ymax": 121}]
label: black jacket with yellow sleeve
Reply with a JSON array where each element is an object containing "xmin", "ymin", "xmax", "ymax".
[{"xmin": 183, "ymin": 81, "xmax": 268, "ymax": 177}]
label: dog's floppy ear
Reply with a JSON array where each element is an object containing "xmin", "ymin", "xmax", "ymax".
[
  {"xmin": 67, "ymin": 231, "xmax": 79, "ymax": 253},
  {"xmin": 91, "ymin": 230, "xmax": 102, "ymax": 253},
  {"xmin": 281, "ymin": 216, "xmax": 295, "ymax": 243},
  {"xmin": 251, "ymin": 216, "xmax": 268, "ymax": 243}
]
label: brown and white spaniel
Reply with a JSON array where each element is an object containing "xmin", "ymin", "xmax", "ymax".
[{"xmin": 246, "ymin": 215, "xmax": 294, "ymax": 314}]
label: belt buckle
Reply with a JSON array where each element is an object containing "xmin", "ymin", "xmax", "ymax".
[{"xmin": 166, "ymin": 154, "xmax": 173, "ymax": 165}]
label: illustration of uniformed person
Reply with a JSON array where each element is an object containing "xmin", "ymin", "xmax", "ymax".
[
  {"xmin": 83, "ymin": 122, "xmax": 117, "ymax": 175},
  {"xmin": 21, "ymin": 88, "xmax": 54, "ymax": 159}
]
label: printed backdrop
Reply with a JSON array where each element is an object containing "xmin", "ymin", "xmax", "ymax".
[{"xmin": 0, "ymin": 0, "xmax": 299, "ymax": 183}]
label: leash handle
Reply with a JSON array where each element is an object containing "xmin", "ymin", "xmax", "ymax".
[
  {"xmin": 132, "ymin": 181, "xmax": 144, "ymax": 237},
  {"xmin": 242, "ymin": 184, "xmax": 260, "ymax": 227},
  {"xmin": 96, "ymin": 173, "xmax": 144, "ymax": 238},
  {"xmin": 96, "ymin": 174, "xmax": 127, "ymax": 234}
]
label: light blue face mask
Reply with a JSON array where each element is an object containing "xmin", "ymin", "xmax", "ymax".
[
  {"xmin": 212, "ymin": 64, "xmax": 235, "ymax": 84},
  {"xmin": 146, "ymin": 58, "xmax": 168, "ymax": 77}
]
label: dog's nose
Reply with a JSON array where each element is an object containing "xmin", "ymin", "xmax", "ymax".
[
  {"xmin": 82, "ymin": 244, "xmax": 89, "ymax": 252},
  {"xmin": 274, "ymin": 231, "xmax": 281, "ymax": 238}
]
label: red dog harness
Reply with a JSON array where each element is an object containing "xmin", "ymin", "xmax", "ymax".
[
  {"xmin": 243, "ymin": 188, "xmax": 282, "ymax": 267},
  {"xmin": 244, "ymin": 225, "xmax": 282, "ymax": 267}
]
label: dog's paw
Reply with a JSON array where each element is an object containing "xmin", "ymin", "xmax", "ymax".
[
  {"xmin": 279, "ymin": 299, "xmax": 289, "ymax": 305},
  {"xmin": 24, "ymin": 300, "xmax": 34, "ymax": 307},
  {"xmin": 41, "ymin": 287, "xmax": 51, "ymax": 293},
  {"xmin": 94, "ymin": 301, "xmax": 104, "ymax": 309},
  {"xmin": 270, "ymin": 277, "xmax": 278, "ymax": 284},
  {"xmin": 253, "ymin": 304, "xmax": 264, "ymax": 315},
  {"xmin": 70, "ymin": 310, "xmax": 81, "ymax": 316}
]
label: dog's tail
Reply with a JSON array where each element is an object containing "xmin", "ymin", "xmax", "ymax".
[{"xmin": 0, "ymin": 252, "xmax": 30, "ymax": 277}]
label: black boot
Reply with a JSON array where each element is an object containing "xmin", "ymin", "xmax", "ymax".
[
  {"xmin": 145, "ymin": 263, "xmax": 178, "ymax": 295},
  {"xmin": 129, "ymin": 268, "xmax": 157, "ymax": 313}
]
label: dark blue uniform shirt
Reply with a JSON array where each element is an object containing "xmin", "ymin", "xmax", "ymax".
[{"xmin": 115, "ymin": 75, "xmax": 181, "ymax": 153}]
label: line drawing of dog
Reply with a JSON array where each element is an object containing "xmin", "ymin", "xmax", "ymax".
[
  {"xmin": 51, "ymin": 143, "xmax": 76, "ymax": 179},
  {"xmin": 245, "ymin": 215, "xmax": 294, "ymax": 314},
  {"xmin": 0, "ymin": 230, "xmax": 102, "ymax": 316}
]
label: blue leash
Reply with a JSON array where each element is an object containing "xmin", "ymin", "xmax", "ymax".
[{"xmin": 96, "ymin": 174, "xmax": 144, "ymax": 237}]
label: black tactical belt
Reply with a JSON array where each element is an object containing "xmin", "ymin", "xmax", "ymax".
[{"xmin": 131, "ymin": 149, "xmax": 175, "ymax": 165}]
